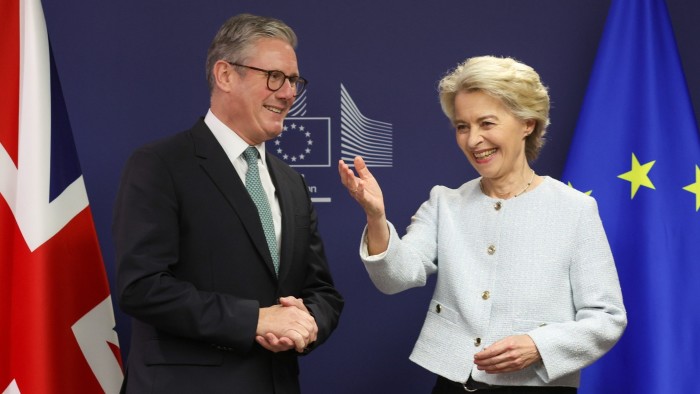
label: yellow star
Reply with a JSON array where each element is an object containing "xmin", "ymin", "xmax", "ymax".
[
  {"xmin": 682, "ymin": 165, "xmax": 700, "ymax": 211},
  {"xmin": 567, "ymin": 181, "xmax": 592, "ymax": 196},
  {"xmin": 618, "ymin": 153, "xmax": 656, "ymax": 199}
]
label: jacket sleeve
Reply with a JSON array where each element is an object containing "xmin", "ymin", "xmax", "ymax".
[
  {"xmin": 113, "ymin": 147, "xmax": 259, "ymax": 353},
  {"xmin": 295, "ymin": 174, "xmax": 344, "ymax": 352},
  {"xmin": 360, "ymin": 186, "xmax": 441, "ymax": 295},
  {"xmin": 528, "ymin": 198, "xmax": 627, "ymax": 382}
]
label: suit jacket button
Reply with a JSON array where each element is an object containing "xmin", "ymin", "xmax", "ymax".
[
  {"xmin": 435, "ymin": 304, "xmax": 442, "ymax": 313},
  {"xmin": 474, "ymin": 337, "xmax": 481, "ymax": 347},
  {"xmin": 487, "ymin": 245, "xmax": 496, "ymax": 255},
  {"xmin": 482, "ymin": 291, "xmax": 490, "ymax": 300}
]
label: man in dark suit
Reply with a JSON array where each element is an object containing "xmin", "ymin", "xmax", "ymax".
[{"xmin": 113, "ymin": 14, "xmax": 343, "ymax": 394}]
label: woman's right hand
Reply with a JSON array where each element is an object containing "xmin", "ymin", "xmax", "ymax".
[
  {"xmin": 338, "ymin": 156, "xmax": 385, "ymax": 219},
  {"xmin": 339, "ymin": 156, "xmax": 389, "ymax": 255}
]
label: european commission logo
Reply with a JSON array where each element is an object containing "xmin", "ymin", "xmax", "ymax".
[
  {"xmin": 340, "ymin": 84, "xmax": 393, "ymax": 167},
  {"xmin": 272, "ymin": 117, "xmax": 331, "ymax": 167},
  {"xmin": 269, "ymin": 84, "xmax": 393, "ymax": 202},
  {"xmin": 271, "ymin": 85, "xmax": 393, "ymax": 169}
]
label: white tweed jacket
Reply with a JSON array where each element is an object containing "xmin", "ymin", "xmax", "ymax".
[{"xmin": 360, "ymin": 176, "xmax": 627, "ymax": 387}]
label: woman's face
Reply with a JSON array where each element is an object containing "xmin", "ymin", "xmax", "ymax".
[{"xmin": 453, "ymin": 90, "xmax": 534, "ymax": 182}]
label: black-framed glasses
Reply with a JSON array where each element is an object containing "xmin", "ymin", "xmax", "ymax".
[{"xmin": 227, "ymin": 62, "xmax": 307, "ymax": 97}]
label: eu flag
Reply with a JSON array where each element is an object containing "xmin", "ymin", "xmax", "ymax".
[
  {"xmin": 270, "ymin": 117, "xmax": 332, "ymax": 167},
  {"xmin": 562, "ymin": 0, "xmax": 700, "ymax": 392}
]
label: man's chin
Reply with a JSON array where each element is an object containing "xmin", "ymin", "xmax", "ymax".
[{"xmin": 264, "ymin": 129, "xmax": 283, "ymax": 141}]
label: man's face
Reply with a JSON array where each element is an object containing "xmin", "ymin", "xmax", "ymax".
[{"xmin": 227, "ymin": 38, "xmax": 298, "ymax": 145}]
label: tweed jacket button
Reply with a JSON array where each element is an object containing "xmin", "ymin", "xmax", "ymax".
[
  {"xmin": 435, "ymin": 304, "xmax": 442, "ymax": 313},
  {"xmin": 474, "ymin": 338, "xmax": 481, "ymax": 347},
  {"xmin": 482, "ymin": 291, "xmax": 490, "ymax": 300},
  {"xmin": 487, "ymin": 245, "xmax": 496, "ymax": 255},
  {"xmin": 494, "ymin": 201, "xmax": 502, "ymax": 210}
]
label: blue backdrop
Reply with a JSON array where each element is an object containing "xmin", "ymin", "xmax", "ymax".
[{"xmin": 39, "ymin": 1, "xmax": 700, "ymax": 393}]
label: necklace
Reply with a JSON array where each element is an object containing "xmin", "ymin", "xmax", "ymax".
[{"xmin": 479, "ymin": 169, "xmax": 536, "ymax": 199}]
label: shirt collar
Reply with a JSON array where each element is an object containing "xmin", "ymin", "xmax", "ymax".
[{"xmin": 204, "ymin": 109, "xmax": 267, "ymax": 165}]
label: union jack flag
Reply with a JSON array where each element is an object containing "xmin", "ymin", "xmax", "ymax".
[{"xmin": 1, "ymin": 0, "xmax": 123, "ymax": 392}]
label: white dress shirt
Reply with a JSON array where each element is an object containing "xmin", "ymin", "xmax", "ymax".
[{"xmin": 205, "ymin": 110, "xmax": 282, "ymax": 253}]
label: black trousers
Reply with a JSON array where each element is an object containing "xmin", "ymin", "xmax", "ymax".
[{"xmin": 432, "ymin": 376, "xmax": 577, "ymax": 394}]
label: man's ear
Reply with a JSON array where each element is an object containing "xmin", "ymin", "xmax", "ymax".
[{"xmin": 213, "ymin": 60, "xmax": 235, "ymax": 93}]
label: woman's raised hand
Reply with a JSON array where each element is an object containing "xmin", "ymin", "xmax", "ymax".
[{"xmin": 338, "ymin": 156, "xmax": 385, "ymax": 220}]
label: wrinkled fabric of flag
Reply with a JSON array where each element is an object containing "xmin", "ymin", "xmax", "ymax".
[
  {"xmin": 0, "ymin": 0, "xmax": 123, "ymax": 392},
  {"xmin": 562, "ymin": 0, "xmax": 700, "ymax": 392}
]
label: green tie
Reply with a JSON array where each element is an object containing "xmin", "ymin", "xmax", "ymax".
[{"xmin": 242, "ymin": 147, "xmax": 279, "ymax": 275}]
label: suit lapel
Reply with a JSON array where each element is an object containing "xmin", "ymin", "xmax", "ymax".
[
  {"xmin": 266, "ymin": 155, "xmax": 294, "ymax": 282},
  {"xmin": 190, "ymin": 120, "xmax": 278, "ymax": 279}
]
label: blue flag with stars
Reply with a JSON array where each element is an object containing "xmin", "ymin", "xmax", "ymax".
[
  {"xmin": 270, "ymin": 117, "xmax": 331, "ymax": 167},
  {"xmin": 562, "ymin": 0, "xmax": 700, "ymax": 392}
]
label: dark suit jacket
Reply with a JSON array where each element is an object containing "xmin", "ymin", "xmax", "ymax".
[{"xmin": 113, "ymin": 119, "xmax": 343, "ymax": 394}]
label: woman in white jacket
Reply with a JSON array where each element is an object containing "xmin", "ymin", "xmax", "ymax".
[{"xmin": 338, "ymin": 56, "xmax": 626, "ymax": 393}]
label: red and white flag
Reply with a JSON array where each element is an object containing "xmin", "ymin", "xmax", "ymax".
[{"xmin": 1, "ymin": 0, "xmax": 123, "ymax": 392}]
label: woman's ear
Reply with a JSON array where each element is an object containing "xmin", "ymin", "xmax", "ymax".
[{"xmin": 524, "ymin": 119, "xmax": 536, "ymax": 137}]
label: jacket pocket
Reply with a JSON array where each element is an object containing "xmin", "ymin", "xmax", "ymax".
[
  {"xmin": 511, "ymin": 318, "xmax": 551, "ymax": 334},
  {"xmin": 427, "ymin": 299, "xmax": 459, "ymax": 326}
]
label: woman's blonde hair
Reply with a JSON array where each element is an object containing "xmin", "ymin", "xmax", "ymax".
[{"xmin": 438, "ymin": 56, "xmax": 550, "ymax": 161}]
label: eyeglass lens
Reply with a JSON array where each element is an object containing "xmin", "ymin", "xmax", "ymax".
[{"xmin": 267, "ymin": 71, "xmax": 304, "ymax": 95}]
